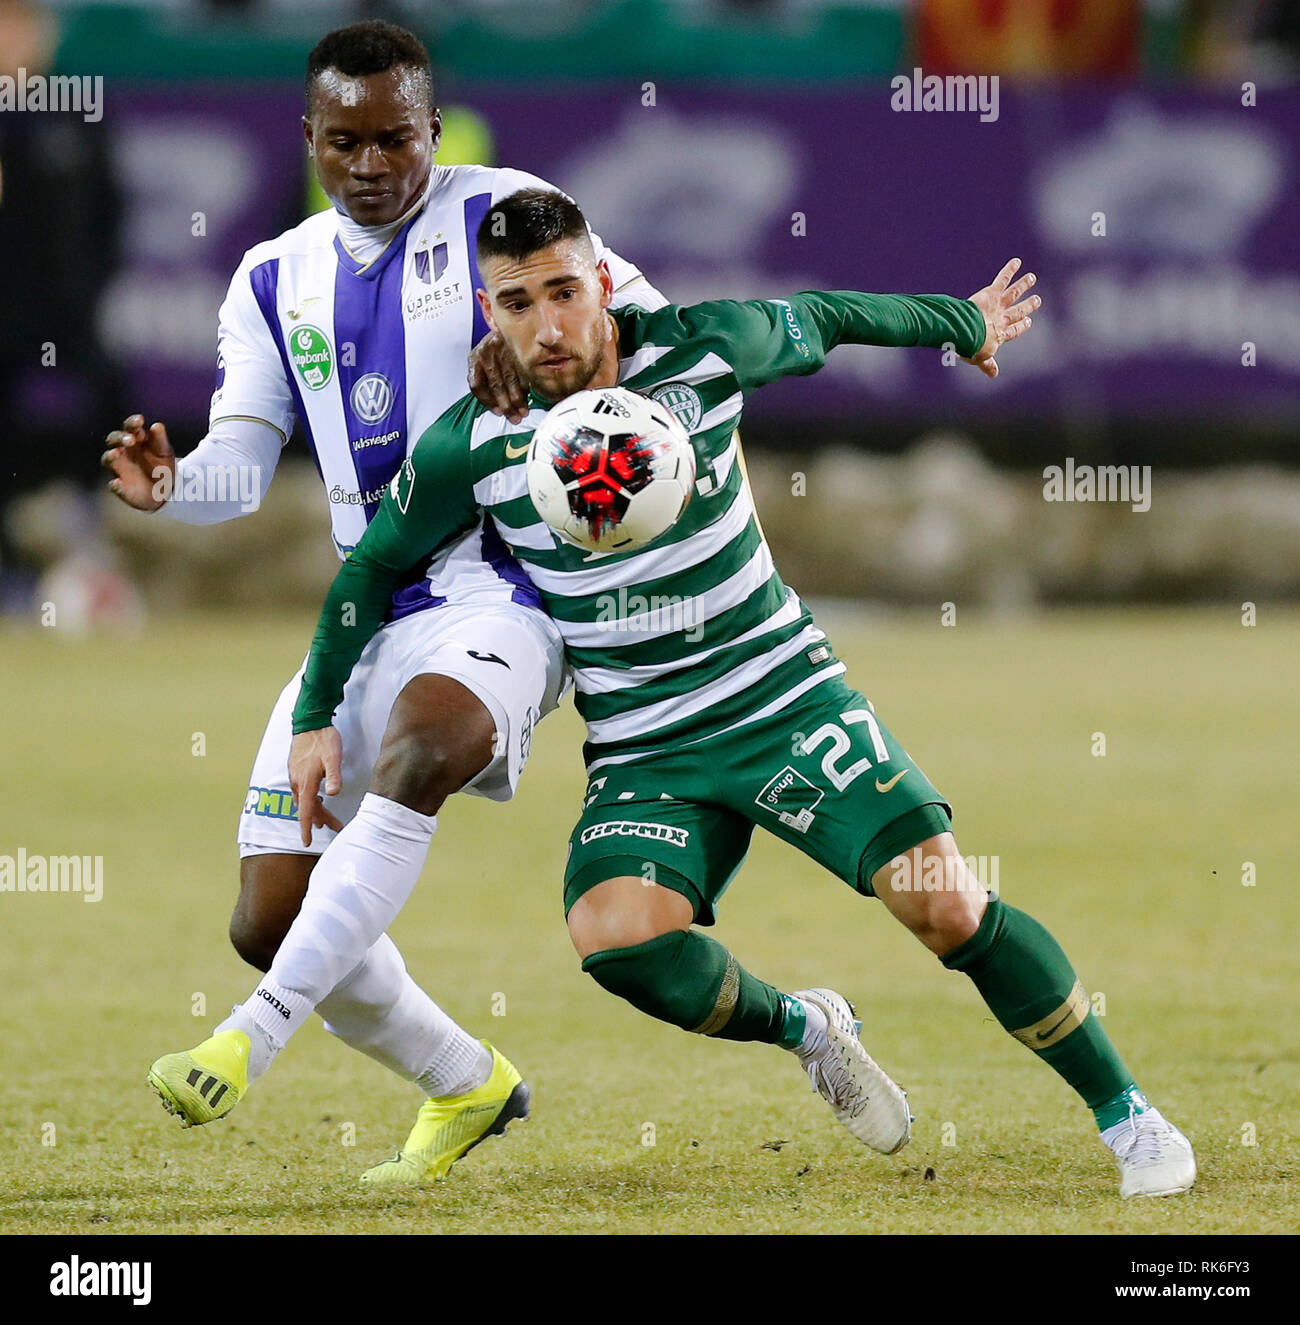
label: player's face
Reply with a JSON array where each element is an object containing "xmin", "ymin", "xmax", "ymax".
[
  {"xmin": 479, "ymin": 239, "xmax": 614, "ymax": 401},
  {"xmin": 304, "ymin": 67, "xmax": 438, "ymax": 227}
]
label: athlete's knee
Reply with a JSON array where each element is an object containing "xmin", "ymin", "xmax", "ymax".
[
  {"xmin": 909, "ymin": 887, "xmax": 986, "ymax": 954},
  {"xmin": 230, "ymin": 855, "xmax": 312, "ymax": 972},
  {"xmin": 370, "ymin": 729, "xmax": 469, "ymax": 815},
  {"xmin": 566, "ymin": 875, "xmax": 693, "ymax": 960},
  {"xmin": 872, "ymin": 836, "xmax": 988, "ymax": 955},
  {"xmin": 228, "ymin": 898, "xmax": 289, "ymax": 971}
]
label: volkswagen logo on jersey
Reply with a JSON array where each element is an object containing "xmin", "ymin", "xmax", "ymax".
[{"xmin": 351, "ymin": 373, "xmax": 395, "ymax": 425}]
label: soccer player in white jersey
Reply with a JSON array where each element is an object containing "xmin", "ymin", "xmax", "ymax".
[{"xmin": 101, "ymin": 21, "xmax": 663, "ymax": 1183}]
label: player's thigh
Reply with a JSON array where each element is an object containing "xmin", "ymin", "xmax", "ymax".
[
  {"xmin": 386, "ymin": 602, "xmax": 565, "ymax": 805},
  {"xmin": 724, "ymin": 674, "xmax": 954, "ymax": 898},
  {"xmin": 564, "ymin": 756, "xmax": 753, "ymax": 932},
  {"xmin": 237, "ymin": 653, "xmax": 383, "ymax": 857},
  {"xmin": 371, "ymin": 672, "xmax": 498, "ymax": 812}
]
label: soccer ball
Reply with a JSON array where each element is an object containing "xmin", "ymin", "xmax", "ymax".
[{"xmin": 526, "ymin": 387, "xmax": 697, "ymax": 554}]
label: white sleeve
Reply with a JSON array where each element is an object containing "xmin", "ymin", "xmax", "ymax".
[
  {"xmin": 592, "ymin": 235, "xmax": 668, "ymax": 312},
  {"xmin": 208, "ymin": 253, "xmax": 296, "ymax": 442},
  {"xmin": 489, "ymin": 167, "xmax": 667, "ymax": 311},
  {"xmin": 158, "ymin": 418, "xmax": 283, "ymax": 525}
]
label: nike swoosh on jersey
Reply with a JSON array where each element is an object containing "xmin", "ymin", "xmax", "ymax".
[
  {"xmin": 874, "ymin": 769, "xmax": 909, "ymax": 793},
  {"xmin": 504, "ymin": 440, "xmax": 530, "ymax": 459},
  {"xmin": 287, "ymin": 297, "xmax": 322, "ymax": 321}
]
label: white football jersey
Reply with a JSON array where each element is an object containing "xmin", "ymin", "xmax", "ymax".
[{"xmin": 209, "ymin": 162, "xmax": 664, "ymax": 619}]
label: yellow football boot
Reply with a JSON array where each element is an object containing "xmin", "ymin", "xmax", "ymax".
[
  {"xmin": 147, "ymin": 1029, "xmax": 250, "ymax": 1127},
  {"xmin": 361, "ymin": 1042, "xmax": 529, "ymax": 1186}
]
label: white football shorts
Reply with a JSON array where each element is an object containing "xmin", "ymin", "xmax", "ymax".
[{"xmin": 237, "ymin": 601, "xmax": 566, "ymax": 857}]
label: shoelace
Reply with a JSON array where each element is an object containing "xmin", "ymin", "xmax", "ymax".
[
  {"xmin": 1114, "ymin": 1108, "xmax": 1175, "ymax": 1165},
  {"xmin": 805, "ymin": 1042, "xmax": 868, "ymax": 1116}
]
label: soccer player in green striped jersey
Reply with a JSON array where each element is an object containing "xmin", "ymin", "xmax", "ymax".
[{"xmin": 289, "ymin": 189, "xmax": 1192, "ymax": 1195}]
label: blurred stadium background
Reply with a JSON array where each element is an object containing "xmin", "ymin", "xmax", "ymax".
[
  {"xmin": 3, "ymin": 0, "xmax": 1299, "ymax": 1240},
  {"xmin": 1, "ymin": 0, "xmax": 1297, "ymax": 616}
]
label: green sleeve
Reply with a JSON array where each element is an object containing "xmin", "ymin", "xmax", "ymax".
[
  {"xmin": 789, "ymin": 290, "xmax": 986, "ymax": 362},
  {"xmin": 291, "ymin": 412, "xmax": 481, "ymax": 733},
  {"xmin": 667, "ymin": 291, "xmax": 985, "ymax": 392}
]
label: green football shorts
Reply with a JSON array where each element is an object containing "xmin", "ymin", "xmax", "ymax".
[{"xmin": 564, "ymin": 672, "xmax": 953, "ymax": 924}]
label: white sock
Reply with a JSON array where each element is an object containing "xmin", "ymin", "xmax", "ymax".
[
  {"xmin": 214, "ymin": 1004, "xmax": 280, "ymax": 1083},
  {"xmin": 318, "ymin": 933, "xmax": 491, "ymax": 1095},
  {"xmin": 240, "ymin": 793, "xmax": 438, "ymax": 1052},
  {"xmin": 794, "ymin": 998, "xmax": 830, "ymax": 1058}
]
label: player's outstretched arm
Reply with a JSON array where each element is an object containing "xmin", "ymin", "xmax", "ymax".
[
  {"xmin": 101, "ymin": 413, "xmax": 281, "ymax": 522},
  {"xmin": 962, "ymin": 257, "xmax": 1040, "ymax": 379},
  {"xmin": 677, "ymin": 288, "xmax": 996, "ymax": 393}
]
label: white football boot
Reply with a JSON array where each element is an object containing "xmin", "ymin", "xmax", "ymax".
[
  {"xmin": 1102, "ymin": 1105, "xmax": 1196, "ymax": 1197},
  {"xmin": 792, "ymin": 987, "xmax": 912, "ymax": 1155}
]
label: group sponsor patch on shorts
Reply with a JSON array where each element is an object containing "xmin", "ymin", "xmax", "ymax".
[
  {"xmin": 578, "ymin": 820, "xmax": 690, "ymax": 848},
  {"xmin": 754, "ymin": 765, "xmax": 823, "ymax": 834}
]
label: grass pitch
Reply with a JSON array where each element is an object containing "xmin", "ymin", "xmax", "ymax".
[{"xmin": 1, "ymin": 606, "xmax": 1296, "ymax": 1235}]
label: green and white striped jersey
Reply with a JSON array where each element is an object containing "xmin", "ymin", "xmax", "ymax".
[{"xmin": 293, "ymin": 291, "xmax": 985, "ymax": 767}]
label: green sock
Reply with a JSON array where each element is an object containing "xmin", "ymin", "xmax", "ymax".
[
  {"xmin": 582, "ymin": 930, "xmax": 803, "ymax": 1045},
  {"xmin": 941, "ymin": 894, "xmax": 1139, "ymax": 1127},
  {"xmin": 1093, "ymin": 1083, "xmax": 1151, "ymax": 1131}
]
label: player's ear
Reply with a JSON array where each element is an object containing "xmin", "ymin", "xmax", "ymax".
[
  {"xmin": 429, "ymin": 107, "xmax": 442, "ymax": 156},
  {"xmin": 476, "ymin": 288, "xmax": 496, "ymax": 332},
  {"xmin": 302, "ymin": 116, "xmax": 314, "ymax": 155},
  {"xmin": 596, "ymin": 259, "xmax": 613, "ymax": 309}
]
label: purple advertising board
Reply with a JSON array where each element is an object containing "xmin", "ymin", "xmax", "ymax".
[{"xmin": 110, "ymin": 82, "xmax": 1300, "ymax": 425}]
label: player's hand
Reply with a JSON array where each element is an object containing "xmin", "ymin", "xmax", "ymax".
[
  {"xmin": 289, "ymin": 727, "xmax": 344, "ymax": 848},
  {"xmin": 100, "ymin": 414, "xmax": 175, "ymax": 510},
  {"xmin": 964, "ymin": 258, "xmax": 1041, "ymax": 380},
  {"xmin": 468, "ymin": 329, "xmax": 530, "ymax": 423}
]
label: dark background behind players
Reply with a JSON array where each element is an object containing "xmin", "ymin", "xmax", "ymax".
[
  {"xmin": 1, "ymin": 0, "xmax": 1297, "ymax": 615},
  {"xmin": 0, "ymin": 0, "xmax": 121, "ymax": 585}
]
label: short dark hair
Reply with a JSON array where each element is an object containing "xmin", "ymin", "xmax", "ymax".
[
  {"xmin": 305, "ymin": 21, "xmax": 434, "ymax": 113},
  {"xmin": 476, "ymin": 188, "xmax": 591, "ymax": 265}
]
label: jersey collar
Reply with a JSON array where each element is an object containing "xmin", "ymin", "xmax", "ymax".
[{"xmin": 332, "ymin": 174, "xmax": 433, "ymax": 280}]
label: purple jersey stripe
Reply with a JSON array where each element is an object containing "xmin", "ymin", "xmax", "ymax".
[
  {"xmin": 387, "ymin": 580, "xmax": 448, "ymax": 621},
  {"xmin": 463, "ymin": 192, "xmax": 493, "ymax": 346},
  {"xmin": 481, "ymin": 516, "xmax": 543, "ymax": 609},
  {"xmin": 248, "ymin": 257, "xmax": 322, "ymax": 480},
  {"xmin": 331, "ymin": 215, "xmax": 419, "ymax": 521}
]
